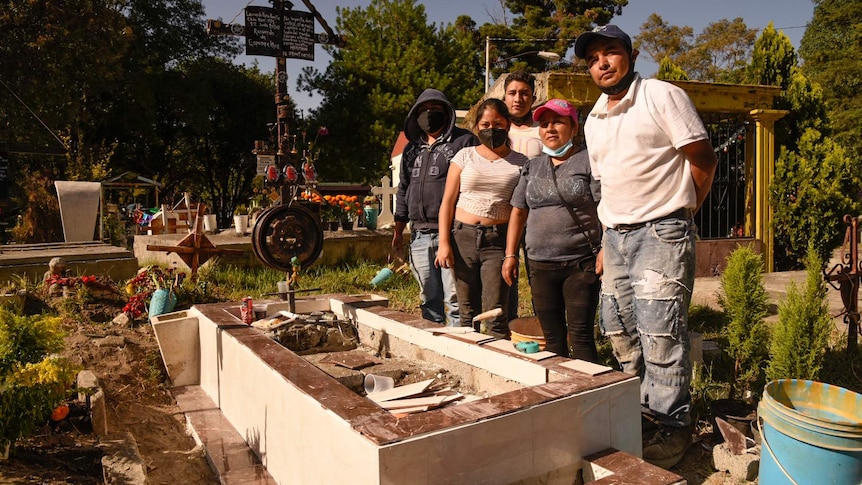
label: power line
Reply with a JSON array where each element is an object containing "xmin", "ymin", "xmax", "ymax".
[{"xmin": 0, "ymin": 77, "xmax": 67, "ymax": 151}]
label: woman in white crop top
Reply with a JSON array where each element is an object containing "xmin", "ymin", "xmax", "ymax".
[{"xmin": 435, "ymin": 98, "xmax": 528, "ymax": 337}]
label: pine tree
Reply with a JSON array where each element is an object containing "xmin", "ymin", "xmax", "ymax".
[
  {"xmin": 718, "ymin": 246, "xmax": 770, "ymax": 400},
  {"xmin": 771, "ymin": 129, "xmax": 861, "ymax": 266},
  {"xmin": 766, "ymin": 246, "xmax": 833, "ymax": 381}
]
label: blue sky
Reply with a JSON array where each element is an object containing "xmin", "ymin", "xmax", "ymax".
[{"xmin": 202, "ymin": 0, "xmax": 815, "ymax": 113}]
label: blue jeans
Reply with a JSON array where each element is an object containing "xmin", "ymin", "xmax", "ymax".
[
  {"xmin": 600, "ymin": 213, "xmax": 695, "ymax": 427},
  {"xmin": 410, "ymin": 230, "xmax": 459, "ymax": 326}
]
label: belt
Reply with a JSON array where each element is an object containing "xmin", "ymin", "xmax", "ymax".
[
  {"xmin": 613, "ymin": 208, "xmax": 692, "ymax": 232},
  {"xmin": 453, "ymin": 220, "xmax": 507, "ymax": 233}
]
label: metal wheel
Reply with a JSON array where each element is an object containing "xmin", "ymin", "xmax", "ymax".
[{"xmin": 250, "ymin": 204, "xmax": 323, "ymax": 271}]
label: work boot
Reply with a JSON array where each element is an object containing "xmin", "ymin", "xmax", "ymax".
[
  {"xmin": 642, "ymin": 424, "xmax": 692, "ymax": 469},
  {"xmin": 641, "ymin": 413, "xmax": 661, "ymax": 435}
]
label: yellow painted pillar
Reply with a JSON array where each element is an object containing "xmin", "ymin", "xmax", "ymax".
[{"xmin": 749, "ymin": 109, "xmax": 788, "ymax": 272}]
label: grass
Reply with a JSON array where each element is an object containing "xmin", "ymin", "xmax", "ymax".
[{"xmin": 190, "ymin": 259, "xmax": 535, "ymax": 319}]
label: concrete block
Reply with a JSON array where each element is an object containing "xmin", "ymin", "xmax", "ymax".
[
  {"xmin": 101, "ymin": 431, "xmax": 148, "ymax": 485},
  {"xmin": 77, "ymin": 370, "xmax": 108, "ymax": 437},
  {"xmin": 713, "ymin": 442, "xmax": 759, "ymax": 482}
]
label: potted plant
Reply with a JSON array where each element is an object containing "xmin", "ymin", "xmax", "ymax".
[
  {"xmin": 712, "ymin": 245, "xmax": 770, "ymax": 440},
  {"xmin": 322, "ymin": 194, "xmax": 361, "ymax": 231},
  {"xmin": 233, "ymin": 204, "xmax": 249, "ymax": 235},
  {"xmin": 312, "ymin": 194, "xmax": 339, "ymax": 231},
  {"xmin": 363, "ymin": 195, "xmax": 379, "ymax": 230}
]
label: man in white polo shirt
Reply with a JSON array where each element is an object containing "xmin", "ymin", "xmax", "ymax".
[{"xmin": 576, "ymin": 24, "xmax": 718, "ymax": 469}]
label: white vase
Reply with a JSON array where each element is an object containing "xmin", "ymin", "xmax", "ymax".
[{"xmin": 234, "ymin": 214, "xmax": 249, "ymax": 235}]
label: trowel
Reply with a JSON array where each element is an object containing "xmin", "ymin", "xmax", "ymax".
[{"xmin": 471, "ymin": 308, "xmax": 503, "ymax": 332}]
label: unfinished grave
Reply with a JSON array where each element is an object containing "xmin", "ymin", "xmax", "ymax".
[{"xmin": 151, "ymin": 294, "xmax": 643, "ymax": 484}]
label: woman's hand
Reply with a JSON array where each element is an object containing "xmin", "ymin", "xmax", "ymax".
[
  {"xmin": 595, "ymin": 248, "xmax": 604, "ymax": 276},
  {"xmin": 435, "ymin": 243, "xmax": 454, "ymax": 269}
]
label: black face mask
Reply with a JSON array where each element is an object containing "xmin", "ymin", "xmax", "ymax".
[
  {"xmin": 599, "ymin": 59, "xmax": 637, "ymax": 96},
  {"xmin": 478, "ymin": 128, "xmax": 509, "ymax": 149},
  {"xmin": 417, "ymin": 110, "xmax": 446, "ymax": 134}
]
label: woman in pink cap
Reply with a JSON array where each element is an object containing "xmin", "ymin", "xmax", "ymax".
[{"xmin": 502, "ymin": 99, "xmax": 603, "ymax": 361}]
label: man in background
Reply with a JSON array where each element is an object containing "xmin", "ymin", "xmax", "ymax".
[{"xmin": 502, "ymin": 71, "xmax": 543, "ymax": 321}]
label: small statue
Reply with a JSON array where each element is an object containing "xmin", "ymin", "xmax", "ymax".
[
  {"xmin": 44, "ymin": 257, "xmax": 72, "ymax": 296},
  {"xmin": 288, "ymin": 255, "xmax": 301, "ymax": 286}
]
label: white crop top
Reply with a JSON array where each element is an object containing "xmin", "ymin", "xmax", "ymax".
[{"xmin": 451, "ymin": 146, "xmax": 527, "ymax": 220}]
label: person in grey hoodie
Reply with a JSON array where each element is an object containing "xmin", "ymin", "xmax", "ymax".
[{"xmin": 393, "ymin": 89, "xmax": 479, "ymax": 326}]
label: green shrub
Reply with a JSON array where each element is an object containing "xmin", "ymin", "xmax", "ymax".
[
  {"xmin": 718, "ymin": 246, "xmax": 771, "ymax": 400},
  {"xmin": 0, "ymin": 309, "xmax": 79, "ymax": 450},
  {"xmin": 766, "ymin": 246, "xmax": 833, "ymax": 382}
]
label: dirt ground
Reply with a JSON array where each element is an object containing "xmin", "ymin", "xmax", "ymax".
[
  {"xmin": 0, "ymin": 291, "xmax": 746, "ymax": 485},
  {"xmin": 0, "ymin": 293, "xmax": 218, "ymax": 485}
]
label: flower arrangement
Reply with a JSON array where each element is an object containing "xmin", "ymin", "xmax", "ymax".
[
  {"xmin": 123, "ymin": 266, "xmax": 185, "ymax": 319},
  {"xmin": 363, "ymin": 195, "xmax": 379, "ymax": 207},
  {"xmin": 324, "ymin": 194, "xmax": 363, "ymax": 222},
  {"xmin": 250, "ymin": 175, "xmax": 277, "ymax": 209},
  {"xmin": 298, "ymin": 190, "xmax": 335, "ymax": 222},
  {"xmin": 297, "ymin": 191, "xmax": 363, "ymax": 222},
  {"xmin": 44, "ymin": 274, "xmax": 99, "ymax": 288}
]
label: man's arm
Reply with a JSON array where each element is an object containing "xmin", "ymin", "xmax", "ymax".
[{"xmin": 682, "ymin": 139, "xmax": 718, "ymax": 213}]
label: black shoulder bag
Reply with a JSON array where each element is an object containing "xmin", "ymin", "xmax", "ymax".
[{"xmin": 549, "ymin": 160, "xmax": 601, "ymax": 256}]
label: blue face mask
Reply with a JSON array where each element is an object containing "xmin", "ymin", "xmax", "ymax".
[{"xmin": 542, "ymin": 139, "xmax": 573, "ymax": 158}]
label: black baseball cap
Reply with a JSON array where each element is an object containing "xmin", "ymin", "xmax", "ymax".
[{"xmin": 574, "ymin": 24, "xmax": 633, "ymax": 59}]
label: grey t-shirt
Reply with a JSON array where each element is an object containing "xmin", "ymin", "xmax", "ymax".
[{"xmin": 510, "ymin": 150, "xmax": 602, "ymax": 262}]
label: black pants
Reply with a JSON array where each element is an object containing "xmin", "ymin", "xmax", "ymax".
[
  {"xmin": 452, "ymin": 220, "xmax": 509, "ymax": 338},
  {"xmin": 527, "ymin": 257, "xmax": 600, "ymax": 361}
]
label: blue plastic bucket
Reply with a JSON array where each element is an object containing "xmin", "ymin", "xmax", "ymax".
[{"xmin": 758, "ymin": 379, "xmax": 862, "ymax": 484}]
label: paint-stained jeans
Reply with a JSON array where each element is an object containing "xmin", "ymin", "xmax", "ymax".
[
  {"xmin": 451, "ymin": 221, "xmax": 509, "ymax": 337},
  {"xmin": 600, "ymin": 214, "xmax": 695, "ymax": 427},
  {"xmin": 410, "ymin": 230, "xmax": 459, "ymax": 326}
]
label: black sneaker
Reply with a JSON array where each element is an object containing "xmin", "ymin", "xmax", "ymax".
[{"xmin": 642, "ymin": 424, "xmax": 692, "ymax": 469}]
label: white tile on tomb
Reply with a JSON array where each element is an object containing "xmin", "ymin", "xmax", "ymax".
[{"xmin": 558, "ymin": 359, "xmax": 614, "ymax": 376}]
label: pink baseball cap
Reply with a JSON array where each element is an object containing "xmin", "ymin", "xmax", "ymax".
[{"xmin": 532, "ymin": 99, "xmax": 578, "ymax": 123}]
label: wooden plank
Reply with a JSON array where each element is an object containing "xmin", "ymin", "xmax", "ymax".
[{"xmin": 366, "ymin": 379, "xmax": 435, "ymax": 403}]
